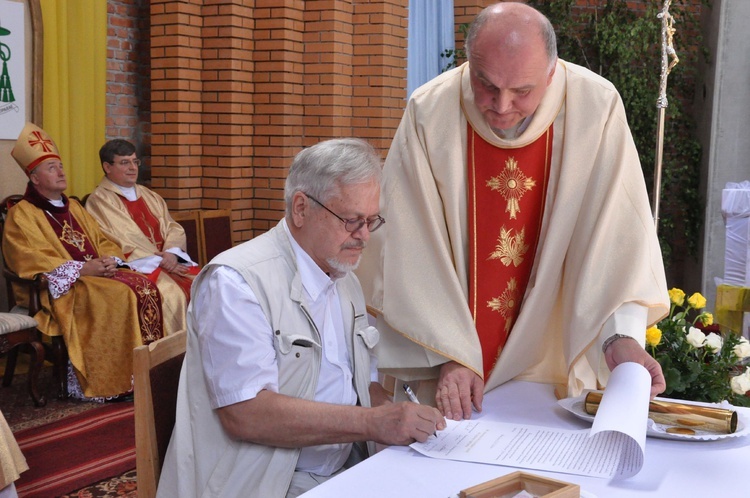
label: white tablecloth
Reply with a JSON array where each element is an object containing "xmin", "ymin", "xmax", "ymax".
[{"xmin": 301, "ymin": 380, "xmax": 750, "ymax": 497}]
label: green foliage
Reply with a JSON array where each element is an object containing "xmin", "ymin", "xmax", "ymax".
[
  {"xmin": 528, "ymin": 0, "xmax": 705, "ymax": 267},
  {"xmin": 440, "ymin": 23, "xmax": 469, "ymax": 72}
]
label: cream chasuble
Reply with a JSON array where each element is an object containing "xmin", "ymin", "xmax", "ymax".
[
  {"xmin": 86, "ymin": 177, "xmax": 199, "ymax": 335},
  {"xmin": 357, "ymin": 61, "xmax": 669, "ymax": 397}
]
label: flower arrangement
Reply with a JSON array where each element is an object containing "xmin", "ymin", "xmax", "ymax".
[{"xmin": 646, "ymin": 288, "xmax": 750, "ymax": 408}]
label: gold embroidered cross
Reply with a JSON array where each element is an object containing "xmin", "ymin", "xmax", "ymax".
[
  {"xmin": 28, "ymin": 130, "xmax": 55, "ymax": 152},
  {"xmin": 60, "ymin": 220, "xmax": 87, "ymax": 251},
  {"xmin": 487, "ymin": 278, "xmax": 519, "ymax": 333},
  {"xmin": 486, "ymin": 156, "xmax": 536, "ymax": 219}
]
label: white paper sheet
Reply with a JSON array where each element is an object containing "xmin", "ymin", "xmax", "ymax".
[{"xmin": 410, "ymin": 362, "xmax": 651, "ymax": 479}]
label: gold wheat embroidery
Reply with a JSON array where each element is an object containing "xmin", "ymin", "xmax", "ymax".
[{"xmin": 488, "ymin": 227, "xmax": 528, "ymax": 267}]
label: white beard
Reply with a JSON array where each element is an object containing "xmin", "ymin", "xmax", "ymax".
[{"xmin": 326, "ymin": 254, "xmax": 361, "ymax": 277}]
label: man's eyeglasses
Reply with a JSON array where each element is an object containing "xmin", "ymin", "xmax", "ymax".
[
  {"xmin": 306, "ymin": 194, "xmax": 385, "ymax": 233},
  {"xmin": 114, "ymin": 159, "xmax": 141, "ymax": 167}
]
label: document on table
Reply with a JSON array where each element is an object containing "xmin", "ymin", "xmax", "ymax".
[{"xmin": 410, "ymin": 362, "xmax": 651, "ymax": 479}]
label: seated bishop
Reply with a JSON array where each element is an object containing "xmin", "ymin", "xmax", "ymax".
[
  {"xmin": 2, "ymin": 123, "xmax": 165, "ymax": 399},
  {"xmin": 85, "ymin": 139, "xmax": 200, "ymax": 336}
]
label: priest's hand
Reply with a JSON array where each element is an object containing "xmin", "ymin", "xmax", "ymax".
[
  {"xmin": 80, "ymin": 257, "xmax": 117, "ymax": 278},
  {"xmin": 604, "ymin": 336, "xmax": 666, "ymax": 399},
  {"xmin": 436, "ymin": 361, "xmax": 483, "ymax": 421},
  {"xmin": 157, "ymin": 251, "xmax": 179, "ymax": 272}
]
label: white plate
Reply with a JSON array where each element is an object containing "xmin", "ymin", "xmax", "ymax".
[{"xmin": 557, "ymin": 393, "xmax": 750, "ymax": 441}]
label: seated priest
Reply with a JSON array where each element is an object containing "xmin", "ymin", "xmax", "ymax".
[
  {"xmin": 86, "ymin": 139, "xmax": 199, "ymax": 336},
  {"xmin": 2, "ymin": 123, "xmax": 165, "ymax": 400}
]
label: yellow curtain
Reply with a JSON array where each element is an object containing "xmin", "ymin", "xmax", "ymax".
[{"xmin": 40, "ymin": 0, "xmax": 106, "ymax": 198}]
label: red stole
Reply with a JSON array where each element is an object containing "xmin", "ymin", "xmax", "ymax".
[
  {"xmin": 467, "ymin": 124, "xmax": 552, "ymax": 378},
  {"xmin": 122, "ymin": 197, "xmax": 165, "ymax": 252},
  {"xmin": 112, "ymin": 270, "xmax": 164, "ymax": 344},
  {"xmin": 148, "ymin": 267, "xmax": 198, "ymax": 301},
  {"xmin": 121, "ymin": 196, "xmax": 197, "ymax": 300}
]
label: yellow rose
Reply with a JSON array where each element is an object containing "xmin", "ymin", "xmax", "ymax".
[
  {"xmin": 699, "ymin": 312, "xmax": 713, "ymax": 326},
  {"xmin": 646, "ymin": 326, "xmax": 662, "ymax": 347},
  {"xmin": 668, "ymin": 288, "xmax": 685, "ymax": 306},
  {"xmin": 687, "ymin": 292, "xmax": 707, "ymax": 309}
]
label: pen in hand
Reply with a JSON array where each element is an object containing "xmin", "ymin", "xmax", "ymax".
[
  {"xmin": 403, "ymin": 383, "xmax": 437, "ymax": 437},
  {"xmin": 403, "ymin": 383, "xmax": 419, "ymax": 404}
]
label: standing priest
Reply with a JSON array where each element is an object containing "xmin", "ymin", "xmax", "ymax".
[{"xmin": 357, "ymin": 2, "xmax": 670, "ymax": 420}]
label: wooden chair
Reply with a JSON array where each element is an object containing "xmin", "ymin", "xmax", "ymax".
[
  {"xmin": 172, "ymin": 209, "xmax": 233, "ymax": 266},
  {"xmin": 1, "ymin": 194, "xmax": 68, "ymax": 400},
  {"xmin": 0, "ymin": 312, "xmax": 46, "ymax": 406},
  {"xmin": 171, "ymin": 210, "xmax": 203, "ymax": 266},
  {"xmin": 134, "ymin": 330, "xmax": 187, "ymax": 498},
  {"xmin": 199, "ymin": 209, "xmax": 233, "ymax": 265},
  {"xmin": 66, "ymin": 194, "xmax": 90, "ymax": 207}
]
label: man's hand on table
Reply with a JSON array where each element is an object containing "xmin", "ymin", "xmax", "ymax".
[
  {"xmin": 436, "ymin": 361, "xmax": 484, "ymax": 421},
  {"xmin": 604, "ymin": 336, "xmax": 666, "ymax": 399},
  {"xmin": 368, "ymin": 402, "xmax": 446, "ymax": 445}
]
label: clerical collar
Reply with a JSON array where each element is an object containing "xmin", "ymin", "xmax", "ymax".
[
  {"xmin": 114, "ymin": 183, "xmax": 138, "ymax": 202},
  {"xmin": 22, "ymin": 182, "xmax": 69, "ymax": 214}
]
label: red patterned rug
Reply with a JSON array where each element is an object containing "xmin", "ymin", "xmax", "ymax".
[{"xmin": 13, "ymin": 402, "xmax": 135, "ymax": 498}]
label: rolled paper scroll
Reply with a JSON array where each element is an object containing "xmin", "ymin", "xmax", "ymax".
[{"xmin": 584, "ymin": 391, "xmax": 737, "ymax": 434}]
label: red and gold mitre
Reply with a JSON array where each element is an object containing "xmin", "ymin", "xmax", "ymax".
[{"xmin": 11, "ymin": 122, "xmax": 61, "ymax": 176}]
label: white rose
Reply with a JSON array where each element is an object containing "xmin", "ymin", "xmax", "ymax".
[
  {"xmin": 730, "ymin": 368, "xmax": 750, "ymax": 395},
  {"xmin": 686, "ymin": 327, "xmax": 706, "ymax": 348},
  {"xmin": 705, "ymin": 332, "xmax": 723, "ymax": 353},
  {"xmin": 734, "ymin": 337, "xmax": 750, "ymax": 359}
]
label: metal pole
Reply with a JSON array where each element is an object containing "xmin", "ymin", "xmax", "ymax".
[
  {"xmin": 653, "ymin": 0, "xmax": 679, "ymax": 231},
  {"xmin": 653, "ymin": 107, "xmax": 666, "ymax": 226}
]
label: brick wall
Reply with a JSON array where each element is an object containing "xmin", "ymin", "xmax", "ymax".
[
  {"xmin": 148, "ymin": 0, "xmax": 408, "ymax": 241},
  {"xmin": 106, "ymin": 0, "xmax": 151, "ymax": 181},
  {"xmin": 110, "ymin": 0, "xmax": 705, "ymax": 245}
]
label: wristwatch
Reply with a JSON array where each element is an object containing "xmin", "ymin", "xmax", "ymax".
[{"xmin": 602, "ymin": 333, "xmax": 636, "ymax": 353}]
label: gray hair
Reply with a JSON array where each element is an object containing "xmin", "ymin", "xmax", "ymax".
[
  {"xmin": 465, "ymin": 3, "xmax": 558, "ymax": 71},
  {"xmin": 284, "ymin": 138, "xmax": 382, "ymax": 217}
]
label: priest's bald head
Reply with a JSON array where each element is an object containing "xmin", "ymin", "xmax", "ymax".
[{"xmin": 465, "ymin": 2, "xmax": 558, "ymax": 138}]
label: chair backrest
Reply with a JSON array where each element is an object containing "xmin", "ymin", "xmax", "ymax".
[
  {"xmin": 1, "ymin": 195, "xmax": 26, "ymax": 311},
  {"xmin": 200, "ymin": 209, "xmax": 233, "ymax": 265},
  {"xmin": 133, "ymin": 330, "xmax": 187, "ymax": 498},
  {"xmin": 171, "ymin": 209, "xmax": 233, "ymax": 266},
  {"xmin": 171, "ymin": 210, "xmax": 203, "ymax": 267}
]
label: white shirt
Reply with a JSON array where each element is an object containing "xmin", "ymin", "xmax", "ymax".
[{"xmin": 193, "ymin": 219, "xmax": 376, "ymax": 475}]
